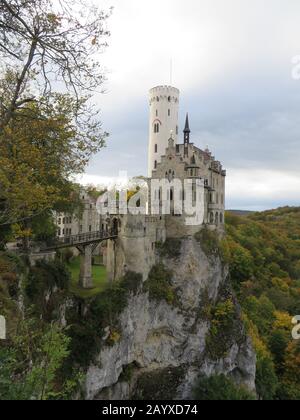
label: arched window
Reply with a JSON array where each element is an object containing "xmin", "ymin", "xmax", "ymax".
[
  {"xmin": 155, "ymin": 144, "xmax": 158, "ymax": 153},
  {"xmin": 220, "ymin": 213, "xmax": 223, "ymax": 224},
  {"xmin": 154, "ymin": 160, "xmax": 157, "ymax": 169},
  {"xmin": 168, "ymin": 96, "xmax": 171, "ymax": 102},
  {"xmin": 168, "ymin": 109, "xmax": 170, "ymax": 116},
  {"xmin": 215, "ymin": 212, "xmax": 219, "ymax": 225},
  {"xmin": 157, "ymin": 123, "xmax": 160, "ymax": 133}
]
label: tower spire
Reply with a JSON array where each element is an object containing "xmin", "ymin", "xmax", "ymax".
[
  {"xmin": 183, "ymin": 113, "xmax": 190, "ymax": 157},
  {"xmin": 184, "ymin": 113, "xmax": 190, "ymax": 134}
]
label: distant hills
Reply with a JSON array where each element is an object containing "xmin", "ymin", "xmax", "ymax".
[{"xmin": 227, "ymin": 210, "xmax": 254, "ymax": 217}]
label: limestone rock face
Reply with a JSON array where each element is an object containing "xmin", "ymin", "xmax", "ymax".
[{"xmin": 85, "ymin": 237, "xmax": 256, "ymax": 400}]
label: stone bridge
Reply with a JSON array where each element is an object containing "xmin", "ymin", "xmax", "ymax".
[{"xmin": 42, "ymin": 227, "xmax": 118, "ymax": 289}]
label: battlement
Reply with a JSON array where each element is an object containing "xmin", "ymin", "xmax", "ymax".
[{"xmin": 150, "ymin": 85, "xmax": 180, "ymax": 94}]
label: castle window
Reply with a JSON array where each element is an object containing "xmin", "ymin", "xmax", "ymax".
[
  {"xmin": 156, "ymin": 96, "xmax": 159, "ymax": 102},
  {"xmin": 58, "ymin": 228, "xmax": 61, "ymax": 236},
  {"xmin": 168, "ymin": 96, "xmax": 171, "ymax": 102},
  {"xmin": 155, "ymin": 144, "xmax": 158, "ymax": 153},
  {"xmin": 215, "ymin": 212, "xmax": 219, "ymax": 225},
  {"xmin": 220, "ymin": 213, "xmax": 223, "ymax": 224},
  {"xmin": 154, "ymin": 160, "xmax": 157, "ymax": 169},
  {"xmin": 210, "ymin": 212, "xmax": 214, "ymax": 224},
  {"xmin": 154, "ymin": 123, "xmax": 160, "ymax": 133},
  {"xmin": 156, "ymin": 110, "xmax": 158, "ymax": 117},
  {"xmin": 168, "ymin": 109, "xmax": 170, "ymax": 116}
]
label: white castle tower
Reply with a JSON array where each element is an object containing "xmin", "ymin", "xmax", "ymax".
[{"xmin": 148, "ymin": 85, "xmax": 180, "ymax": 177}]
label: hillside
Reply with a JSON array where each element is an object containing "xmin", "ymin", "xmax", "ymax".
[
  {"xmin": 225, "ymin": 206, "xmax": 300, "ymax": 399},
  {"xmin": 0, "ymin": 207, "xmax": 300, "ymax": 400}
]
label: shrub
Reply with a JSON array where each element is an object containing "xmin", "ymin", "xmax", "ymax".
[
  {"xmin": 206, "ymin": 298, "xmax": 241, "ymax": 360},
  {"xmin": 144, "ymin": 264, "xmax": 176, "ymax": 305},
  {"xmin": 193, "ymin": 374, "xmax": 256, "ymax": 400},
  {"xmin": 119, "ymin": 363, "xmax": 136, "ymax": 382},
  {"xmin": 26, "ymin": 260, "xmax": 70, "ymax": 300},
  {"xmin": 195, "ymin": 228, "xmax": 220, "ymax": 257},
  {"xmin": 121, "ymin": 271, "xmax": 143, "ymax": 294}
]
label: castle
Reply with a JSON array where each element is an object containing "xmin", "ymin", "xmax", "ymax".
[
  {"xmin": 55, "ymin": 85, "xmax": 226, "ymax": 284},
  {"xmin": 106, "ymin": 85, "xmax": 226, "ymax": 281}
]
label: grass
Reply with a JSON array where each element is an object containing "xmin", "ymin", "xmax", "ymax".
[{"xmin": 67, "ymin": 256, "xmax": 108, "ymax": 299}]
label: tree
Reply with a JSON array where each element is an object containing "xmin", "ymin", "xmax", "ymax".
[
  {"xmin": 255, "ymin": 355, "xmax": 278, "ymax": 400},
  {"xmin": 0, "ymin": 96, "xmax": 104, "ymax": 228},
  {"xmin": 0, "ymin": 320, "xmax": 72, "ymax": 400},
  {"xmin": 0, "ymin": 0, "xmax": 111, "ymax": 129},
  {"xmin": 0, "ymin": 0, "xmax": 111, "ymax": 228},
  {"xmin": 227, "ymin": 239, "xmax": 254, "ymax": 286}
]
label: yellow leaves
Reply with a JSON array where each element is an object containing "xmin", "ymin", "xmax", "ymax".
[
  {"xmin": 107, "ymin": 329, "xmax": 121, "ymax": 346},
  {"xmin": 273, "ymin": 311, "xmax": 293, "ymax": 333},
  {"xmin": 126, "ymin": 190, "xmax": 138, "ymax": 202},
  {"xmin": 242, "ymin": 313, "xmax": 270, "ymax": 359},
  {"xmin": 271, "ymin": 277, "xmax": 289, "ymax": 292},
  {"xmin": 12, "ymin": 224, "xmax": 32, "ymax": 239}
]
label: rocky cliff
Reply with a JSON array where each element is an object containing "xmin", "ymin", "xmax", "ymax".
[{"xmin": 85, "ymin": 236, "xmax": 256, "ymax": 400}]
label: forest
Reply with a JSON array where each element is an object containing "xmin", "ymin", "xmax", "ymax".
[{"xmin": 225, "ymin": 207, "xmax": 300, "ymax": 400}]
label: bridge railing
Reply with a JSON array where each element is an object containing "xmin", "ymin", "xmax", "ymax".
[{"xmin": 44, "ymin": 228, "xmax": 118, "ymax": 249}]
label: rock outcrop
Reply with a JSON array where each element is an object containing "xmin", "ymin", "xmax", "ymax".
[{"xmin": 85, "ymin": 237, "xmax": 256, "ymax": 400}]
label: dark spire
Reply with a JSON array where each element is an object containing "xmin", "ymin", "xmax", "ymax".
[
  {"xmin": 183, "ymin": 113, "xmax": 190, "ymax": 153},
  {"xmin": 184, "ymin": 113, "xmax": 190, "ymax": 134}
]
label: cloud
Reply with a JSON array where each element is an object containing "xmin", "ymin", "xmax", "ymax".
[
  {"xmin": 85, "ymin": 0, "xmax": 300, "ymax": 210},
  {"xmin": 227, "ymin": 169, "xmax": 300, "ymax": 210}
]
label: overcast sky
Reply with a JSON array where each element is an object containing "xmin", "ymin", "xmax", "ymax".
[{"xmin": 79, "ymin": 0, "xmax": 300, "ymax": 210}]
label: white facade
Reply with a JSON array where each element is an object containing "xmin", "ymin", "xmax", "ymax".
[
  {"xmin": 54, "ymin": 190, "xmax": 105, "ymax": 238},
  {"xmin": 148, "ymin": 85, "xmax": 180, "ymax": 176}
]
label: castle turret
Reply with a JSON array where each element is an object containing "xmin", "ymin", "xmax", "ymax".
[{"xmin": 148, "ymin": 85, "xmax": 180, "ymax": 177}]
